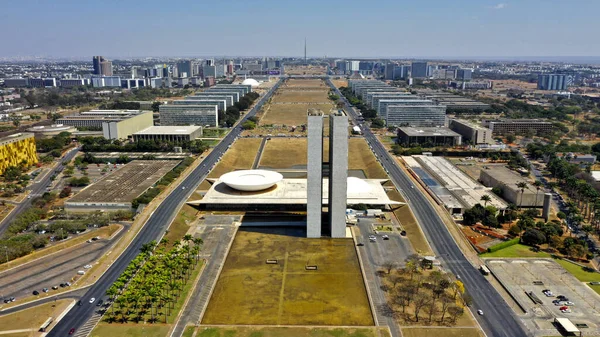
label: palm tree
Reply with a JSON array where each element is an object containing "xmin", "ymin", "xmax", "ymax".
[
  {"xmin": 480, "ymin": 195, "xmax": 491, "ymax": 208},
  {"xmin": 516, "ymin": 182, "xmax": 528, "ymax": 210}
]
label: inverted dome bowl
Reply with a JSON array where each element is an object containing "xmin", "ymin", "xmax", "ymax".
[{"xmin": 220, "ymin": 169, "xmax": 283, "ymax": 191}]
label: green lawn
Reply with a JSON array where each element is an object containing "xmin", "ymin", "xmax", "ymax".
[
  {"xmin": 91, "ymin": 324, "xmax": 170, "ymax": 337},
  {"xmin": 168, "ymin": 261, "xmax": 204, "ymax": 323},
  {"xmin": 182, "ymin": 326, "xmax": 195, "ymax": 337},
  {"xmin": 195, "ymin": 327, "xmax": 390, "ymax": 337},
  {"xmin": 480, "ymin": 244, "xmax": 551, "ymax": 258},
  {"xmin": 555, "ymin": 259, "xmax": 600, "ymax": 294}
]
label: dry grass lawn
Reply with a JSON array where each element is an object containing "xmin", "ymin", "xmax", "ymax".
[
  {"xmin": 401, "ymin": 328, "xmax": 484, "ymax": 337},
  {"xmin": 163, "ymin": 204, "xmax": 199, "ymax": 248},
  {"xmin": 259, "ymin": 138, "xmax": 308, "ymax": 169},
  {"xmin": 348, "ymin": 138, "xmax": 387, "ymax": 179},
  {"xmin": 332, "ymin": 79, "xmax": 348, "ymax": 88},
  {"xmin": 91, "ymin": 324, "xmax": 171, "ymax": 337},
  {"xmin": 202, "ymin": 227, "xmax": 373, "ymax": 326},
  {"xmin": 207, "ymin": 138, "xmax": 262, "ymax": 178},
  {"xmin": 271, "ymin": 90, "xmax": 330, "ymax": 103},
  {"xmin": 0, "ymin": 300, "xmax": 72, "ymax": 333},
  {"xmin": 387, "ymin": 189, "xmax": 433, "ymax": 255},
  {"xmin": 260, "ymin": 103, "xmax": 333, "ymax": 126},
  {"xmin": 195, "ymin": 327, "xmax": 390, "ymax": 337},
  {"xmin": 285, "ymin": 79, "xmax": 326, "ymax": 87}
]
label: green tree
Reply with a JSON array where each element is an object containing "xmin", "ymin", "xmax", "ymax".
[
  {"xmin": 521, "ymin": 228, "xmax": 546, "ymax": 246},
  {"xmin": 516, "ymin": 182, "xmax": 528, "ymax": 210}
]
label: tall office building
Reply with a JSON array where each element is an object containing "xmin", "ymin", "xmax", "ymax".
[
  {"xmin": 537, "ymin": 74, "xmax": 573, "ymax": 90},
  {"xmin": 411, "ymin": 61, "xmax": 428, "ymax": 78},
  {"xmin": 92, "ymin": 56, "xmax": 113, "ymax": 76},
  {"xmin": 177, "ymin": 60, "xmax": 193, "ymax": 78},
  {"xmin": 456, "ymin": 68, "xmax": 473, "ymax": 81},
  {"xmin": 306, "ymin": 110, "xmax": 348, "ymax": 238}
]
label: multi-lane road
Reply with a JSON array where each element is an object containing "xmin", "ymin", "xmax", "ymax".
[
  {"xmin": 46, "ymin": 79, "xmax": 283, "ymax": 337},
  {"xmin": 327, "ymin": 79, "xmax": 529, "ymax": 337},
  {"xmin": 0, "ymin": 147, "xmax": 79, "ymax": 235}
]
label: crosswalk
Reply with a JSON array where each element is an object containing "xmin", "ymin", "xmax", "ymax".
[{"xmin": 72, "ymin": 311, "xmax": 103, "ymax": 337}]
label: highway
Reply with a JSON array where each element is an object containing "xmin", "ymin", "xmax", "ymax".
[
  {"xmin": 327, "ymin": 79, "xmax": 529, "ymax": 337},
  {"xmin": 46, "ymin": 79, "xmax": 283, "ymax": 337},
  {"xmin": 0, "ymin": 147, "xmax": 79, "ymax": 235}
]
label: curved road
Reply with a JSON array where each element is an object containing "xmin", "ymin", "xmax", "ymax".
[
  {"xmin": 45, "ymin": 79, "xmax": 283, "ymax": 337},
  {"xmin": 327, "ymin": 79, "xmax": 529, "ymax": 337}
]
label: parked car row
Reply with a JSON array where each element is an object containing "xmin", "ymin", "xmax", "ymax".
[{"xmin": 33, "ymin": 282, "xmax": 71, "ymax": 296}]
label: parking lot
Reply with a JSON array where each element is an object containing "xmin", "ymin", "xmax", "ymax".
[{"xmin": 486, "ymin": 258, "xmax": 600, "ymax": 336}]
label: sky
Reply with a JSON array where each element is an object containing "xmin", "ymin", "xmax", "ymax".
[{"xmin": 1, "ymin": 0, "xmax": 599, "ymax": 59}]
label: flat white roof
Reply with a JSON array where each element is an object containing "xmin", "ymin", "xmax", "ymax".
[
  {"xmin": 189, "ymin": 178, "xmax": 403, "ymax": 206},
  {"xmin": 592, "ymin": 171, "xmax": 600, "ymax": 182},
  {"xmin": 134, "ymin": 126, "xmax": 202, "ymax": 135},
  {"xmin": 554, "ymin": 317, "xmax": 579, "ymax": 333}
]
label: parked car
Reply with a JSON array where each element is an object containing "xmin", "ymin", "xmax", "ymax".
[
  {"xmin": 52, "ymin": 286, "xmax": 58, "ymax": 290},
  {"xmin": 96, "ymin": 300, "xmax": 104, "ymax": 307},
  {"xmin": 382, "ymin": 235, "xmax": 390, "ymax": 240},
  {"xmin": 42, "ymin": 288, "xmax": 48, "ymax": 293},
  {"xmin": 32, "ymin": 290, "xmax": 39, "ymax": 296},
  {"xmin": 564, "ymin": 301, "xmax": 575, "ymax": 306}
]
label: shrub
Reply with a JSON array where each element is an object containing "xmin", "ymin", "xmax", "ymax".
[{"xmin": 486, "ymin": 237, "xmax": 520, "ymax": 253}]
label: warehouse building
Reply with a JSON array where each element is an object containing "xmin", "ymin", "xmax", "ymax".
[
  {"xmin": 397, "ymin": 127, "xmax": 461, "ymax": 146},
  {"xmin": 132, "ymin": 126, "xmax": 203, "ymax": 142},
  {"xmin": 483, "ymin": 119, "xmax": 553, "ymax": 136},
  {"xmin": 159, "ymin": 104, "xmax": 219, "ymax": 127},
  {"xmin": 479, "ymin": 166, "xmax": 543, "ymax": 207},
  {"xmin": 0, "ymin": 133, "xmax": 37, "ymax": 175},
  {"xmin": 449, "ymin": 118, "xmax": 494, "ymax": 145}
]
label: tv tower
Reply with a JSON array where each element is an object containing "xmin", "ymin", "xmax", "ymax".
[{"xmin": 304, "ymin": 37, "xmax": 307, "ymax": 65}]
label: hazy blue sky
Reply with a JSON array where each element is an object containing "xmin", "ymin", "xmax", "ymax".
[{"xmin": 1, "ymin": 0, "xmax": 599, "ymax": 58}]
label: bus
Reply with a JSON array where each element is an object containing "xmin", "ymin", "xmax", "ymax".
[
  {"xmin": 480, "ymin": 265, "xmax": 490, "ymax": 276},
  {"xmin": 39, "ymin": 317, "xmax": 53, "ymax": 332}
]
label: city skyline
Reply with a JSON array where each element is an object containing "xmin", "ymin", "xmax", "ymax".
[{"xmin": 1, "ymin": 0, "xmax": 599, "ymax": 60}]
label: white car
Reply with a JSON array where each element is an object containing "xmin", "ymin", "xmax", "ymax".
[
  {"xmin": 561, "ymin": 308, "xmax": 571, "ymax": 313},
  {"xmin": 83, "ymin": 264, "xmax": 92, "ymax": 269},
  {"xmin": 477, "ymin": 310, "xmax": 483, "ymax": 315},
  {"xmin": 369, "ymin": 237, "xmax": 376, "ymax": 242},
  {"xmin": 89, "ymin": 297, "xmax": 95, "ymax": 304},
  {"xmin": 564, "ymin": 301, "xmax": 575, "ymax": 306}
]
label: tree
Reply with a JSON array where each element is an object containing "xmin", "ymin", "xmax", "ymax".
[
  {"xmin": 482, "ymin": 213, "xmax": 500, "ymax": 228},
  {"xmin": 521, "ymin": 228, "xmax": 546, "ymax": 246},
  {"xmin": 566, "ymin": 244, "xmax": 586, "ymax": 259},
  {"xmin": 508, "ymin": 224, "xmax": 522, "ymax": 237},
  {"xmin": 59, "ymin": 186, "xmax": 72, "ymax": 198},
  {"xmin": 412, "ymin": 293, "xmax": 430, "ymax": 322},
  {"xmin": 370, "ymin": 118, "xmax": 385, "ymax": 129},
  {"xmin": 382, "ymin": 261, "xmax": 396, "ymax": 274},
  {"xmin": 151, "ymin": 101, "xmax": 161, "ymax": 112},
  {"xmin": 533, "ymin": 180, "xmax": 543, "ymax": 210},
  {"xmin": 506, "ymin": 134, "xmax": 516, "ymax": 144},
  {"xmin": 241, "ymin": 120, "xmax": 256, "ymax": 130},
  {"xmin": 548, "ymin": 235, "xmax": 562, "ymax": 251}
]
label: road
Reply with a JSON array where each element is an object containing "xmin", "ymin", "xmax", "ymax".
[
  {"xmin": 0, "ymin": 147, "xmax": 80, "ymax": 235},
  {"xmin": 328, "ymin": 79, "xmax": 529, "ymax": 337},
  {"xmin": 0, "ymin": 223, "xmax": 128, "ymax": 303},
  {"xmin": 45, "ymin": 79, "xmax": 283, "ymax": 337}
]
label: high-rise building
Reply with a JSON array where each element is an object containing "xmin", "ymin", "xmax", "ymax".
[
  {"xmin": 177, "ymin": 60, "xmax": 193, "ymax": 78},
  {"xmin": 456, "ymin": 69, "xmax": 473, "ymax": 81},
  {"xmin": 306, "ymin": 110, "xmax": 348, "ymax": 238},
  {"xmin": 411, "ymin": 61, "xmax": 428, "ymax": 78},
  {"xmin": 0, "ymin": 133, "xmax": 37, "ymax": 175},
  {"xmin": 93, "ymin": 56, "xmax": 113, "ymax": 76},
  {"xmin": 537, "ymin": 74, "xmax": 573, "ymax": 90}
]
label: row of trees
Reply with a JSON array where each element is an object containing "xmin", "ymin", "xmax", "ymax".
[
  {"xmin": 78, "ymin": 137, "xmax": 209, "ymax": 154},
  {"xmin": 383, "ymin": 255, "xmax": 467, "ymax": 325},
  {"xmin": 104, "ymin": 236, "xmax": 202, "ymax": 323},
  {"xmin": 132, "ymin": 157, "xmax": 195, "ymax": 209},
  {"xmin": 219, "ymin": 92, "xmax": 260, "ymax": 127}
]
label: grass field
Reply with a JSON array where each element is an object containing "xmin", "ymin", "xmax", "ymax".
[
  {"xmin": 555, "ymin": 259, "xmax": 600, "ymax": 294},
  {"xmin": 387, "ymin": 189, "xmax": 432, "ymax": 255},
  {"xmin": 401, "ymin": 327, "xmax": 484, "ymax": 337},
  {"xmin": 0, "ymin": 300, "xmax": 72, "ymax": 333},
  {"xmin": 163, "ymin": 204, "xmax": 199, "ymax": 248},
  {"xmin": 207, "ymin": 138, "xmax": 262, "ymax": 178},
  {"xmin": 348, "ymin": 138, "xmax": 387, "ymax": 179},
  {"xmin": 91, "ymin": 324, "xmax": 170, "ymax": 337},
  {"xmin": 194, "ymin": 327, "xmax": 390, "ymax": 337},
  {"xmin": 271, "ymin": 90, "xmax": 331, "ymax": 103},
  {"xmin": 260, "ymin": 103, "xmax": 333, "ymax": 126},
  {"xmin": 202, "ymin": 227, "xmax": 373, "ymax": 326},
  {"xmin": 480, "ymin": 244, "xmax": 552, "ymax": 258}
]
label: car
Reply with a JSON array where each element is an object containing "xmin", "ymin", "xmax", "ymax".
[
  {"xmin": 559, "ymin": 306, "xmax": 568, "ymax": 310},
  {"xmin": 590, "ymin": 281, "xmax": 600, "ymax": 286},
  {"xmin": 369, "ymin": 237, "xmax": 377, "ymax": 242},
  {"xmin": 52, "ymin": 286, "xmax": 58, "ymax": 290},
  {"xmin": 89, "ymin": 298, "xmax": 95, "ymax": 304},
  {"xmin": 561, "ymin": 308, "xmax": 571, "ymax": 313},
  {"xmin": 554, "ymin": 301, "xmax": 563, "ymax": 306},
  {"xmin": 477, "ymin": 310, "xmax": 483, "ymax": 315},
  {"xmin": 356, "ymin": 242, "xmax": 364, "ymax": 246},
  {"xmin": 60, "ymin": 283, "xmax": 66, "ymax": 288},
  {"xmin": 84, "ymin": 264, "xmax": 92, "ymax": 269},
  {"xmin": 69, "ymin": 328, "xmax": 75, "ymax": 335},
  {"xmin": 42, "ymin": 288, "xmax": 48, "ymax": 293},
  {"xmin": 400, "ymin": 230, "xmax": 407, "ymax": 236},
  {"xmin": 9, "ymin": 297, "xmax": 15, "ymax": 302},
  {"xmin": 3, "ymin": 299, "xmax": 10, "ymax": 303},
  {"xmin": 32, "ymin": 290, "xmax": 39, "ymax": 296},
  {"xmin": 65, "ymin": 282, "xmax": 71, "ymax": 286},
  {"xmin": 564, "ymin": 301, "xmax": 575, "ymax": 306},
  {"xmin": 77, "ymin": 300, "xmax": 82, "ymax": 306},
  {"xmin": 87, "ymin": 239, "xmax": 92, "ymax": 243},
  {"xmin": 27, "ymin": 195, "xmax": 31, "ymax": 199},
  {"xmin": 96, "ymin": 300, "xmax": 104, "ymax": 307},
  {"xmin": 382, "ymin": 235, "xmax": 390, "ymax": 240},
  {"xmin": 181, "ymin": 186, "xmax": 186, "ymax": 190}
]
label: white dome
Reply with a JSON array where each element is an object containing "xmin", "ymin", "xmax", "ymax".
[
  {"xmin": 242, "ymin": 78, "xmax": 260, "ymax": 87},
  {"xmin": 220, "ymin": 169, "xmax": 283, "ymax": 191}
]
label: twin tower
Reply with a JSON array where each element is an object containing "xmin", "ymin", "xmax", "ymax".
[{"xmin": 307, "ymin": 110, "xmax": 348, "ymax": 238}]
